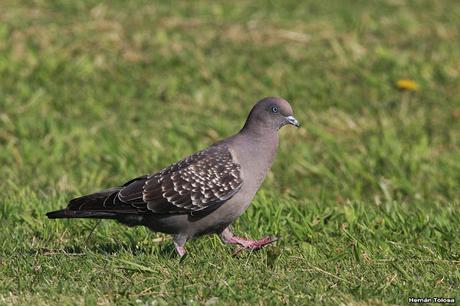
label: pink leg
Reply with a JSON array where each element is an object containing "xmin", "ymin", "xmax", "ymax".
[
  {"xmin": 174, "ymin": 243, "xmax": 186, "ymax": 257},
  {"xmin": 173, "ymin": 235, "xmax": 187, "ymax": 258},
  {"xmin": 220, "ymin": 227, "xmax": 278, "ymax": 250}
]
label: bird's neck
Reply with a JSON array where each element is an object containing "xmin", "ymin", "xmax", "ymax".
[
  {"xmin": 239, "ymin": 118, "xmax": 279, "ymax": 139},
  {"xmin": 235, "ymin": 126, "xmax": 279, "ymax": 172}
]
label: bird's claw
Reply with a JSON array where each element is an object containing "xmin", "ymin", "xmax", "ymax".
[{"xmin": 231, "ymin": 235, "xmax": 279, "ymax": 255}]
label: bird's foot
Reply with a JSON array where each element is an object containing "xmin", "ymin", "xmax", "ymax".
[
  {"xmin": 229, "ymin": 235, "xmax": 278, "ymax": 250},
  {"xmin": 173, "ymin": 236, "xmax": 187, "ymax": 258},
  {"xmin": 226, "ymin": 235, "xmax": 278, "ymax": 256},
  {"xmin": 220, "ymin": 228, "xmax": 278, "ymax": 255},
  {"xmin": 175, "ymin": 245, "xmax": 186, "ymax": 257}
]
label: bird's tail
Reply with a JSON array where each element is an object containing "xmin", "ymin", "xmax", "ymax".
[
  {"xmin": 46, "ymin": 187, "xmax": 131, "ymax": 220},
  {"xmin": 46, "ymin": 209, "xmax": 119, "ymax": 219}
]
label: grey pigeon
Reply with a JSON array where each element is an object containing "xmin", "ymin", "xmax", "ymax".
[{"xmin": 47, "ymin": 97, "xmax": 300, "ymax": 257}]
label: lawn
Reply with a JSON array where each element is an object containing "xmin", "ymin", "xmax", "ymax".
[{"xmin": 1, "ymin": 0, "xmax": 459, "ymax": 304}]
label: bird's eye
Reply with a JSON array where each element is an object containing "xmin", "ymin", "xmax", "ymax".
[{"xmin": 271, "ymin": 106, "xmax": 279, "ymax": 113}]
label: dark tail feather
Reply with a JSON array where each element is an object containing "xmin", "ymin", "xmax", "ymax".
[
  {"xmin": 68, "ymin": 187, "xmax": 122, "ymax": 210},
  {"xmin": 46, "ymin": 187, "xmax": 139, "ymax": 220},
  {"xmin": 46, "ymin": 209, "xmax": 119, "ymax": 219}
]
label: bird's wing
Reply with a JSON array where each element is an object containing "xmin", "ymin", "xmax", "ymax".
[{"xmin": 117, "ymin": 144, "xmax": 243, "ymax": 214}]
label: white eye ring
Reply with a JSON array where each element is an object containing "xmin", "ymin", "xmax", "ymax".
[{"xmin": 271, "ymin": 106, "xmax": 279, "ymax": 113}]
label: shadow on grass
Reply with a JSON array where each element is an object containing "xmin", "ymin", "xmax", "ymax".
[{"xmin": 28, "ymin": 241, "xmax": 179, "ymax": 259}]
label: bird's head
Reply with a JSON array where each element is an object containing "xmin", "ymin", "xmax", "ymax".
[{"xmin": 243, "ymin": 97, "xmax": 300, "ymax": 131}]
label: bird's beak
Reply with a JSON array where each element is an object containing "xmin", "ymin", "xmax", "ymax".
[{"xmin": 285, "ymin": 116, "xmax": 300, "ymax": 127}]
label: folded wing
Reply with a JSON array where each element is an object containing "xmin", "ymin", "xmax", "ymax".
[{"xmin": 117, "ymin": 144, "xmax": 243, "ymax": 215}]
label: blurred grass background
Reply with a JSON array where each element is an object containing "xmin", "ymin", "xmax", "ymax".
[{"xmin": 0, "ymin": 0, "xmax": 459, "ymax": 304}]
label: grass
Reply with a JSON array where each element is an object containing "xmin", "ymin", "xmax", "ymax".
[{"xmin": 1, "ymin": 0, "xmax": 459, "ymax": 304}]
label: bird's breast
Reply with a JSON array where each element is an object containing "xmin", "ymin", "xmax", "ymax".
[{"xmin": 226, "ymin": 134, "xmax": 279, "ymax": 215}]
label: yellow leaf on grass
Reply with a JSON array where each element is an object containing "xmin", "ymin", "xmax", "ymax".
[{"xmin": 396, "ymin": 79, "xmax": 418, "ymax": 91}]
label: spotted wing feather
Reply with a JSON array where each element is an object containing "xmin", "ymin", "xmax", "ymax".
[{"xmin": 118, "ymin": 145, "xmax": 243, "ymax": 214}]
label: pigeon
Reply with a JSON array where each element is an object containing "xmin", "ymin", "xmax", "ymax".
[{"xmin": 47, "ymin": 97, "xmax": 300, "ymax": 257}]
